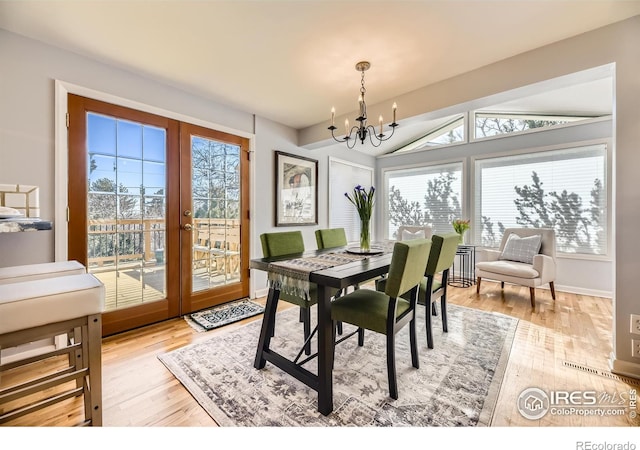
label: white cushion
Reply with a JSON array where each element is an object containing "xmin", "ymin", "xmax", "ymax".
[
  {"xmin": 0, "ymin": 261, "xmax": 86, "ymax": 285},
  {"xmin": 476, "ymin": 260, "xmax": 540, "ymax": 279},
  {"xmin": 0, "ymin": 206, "xmax": 21, "ymax": 215},
  {"xmin": 401, "ymin": 229, "xmax": 425, "ymax": 241},
  {"xmin": 499, "ymin": 234, "xmax": 542, "ymax": 264},
  {"xmin": 0, "ymin": 274, "xmax": 104, "ymax": 335}
]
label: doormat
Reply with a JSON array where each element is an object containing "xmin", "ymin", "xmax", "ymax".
[{"xmin": 185, "ymin": 298, "xmax": 264, "ymax": 332}]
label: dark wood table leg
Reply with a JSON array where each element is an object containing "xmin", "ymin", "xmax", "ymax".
[
  {"xmin": 254, "ymin": 287, "xmax": 280, "ymax": 370},
  {"xmin": 317, "ymin": 284, "xmax": 334, "ymax": 416}
]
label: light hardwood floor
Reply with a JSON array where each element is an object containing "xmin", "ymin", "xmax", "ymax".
[{"xmin": 2, "ymin": 280, "xmax": 639, "ymax": 427}]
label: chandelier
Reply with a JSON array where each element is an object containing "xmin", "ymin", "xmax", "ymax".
[{"xmin": 328, "ymin": 61, "xmax": 398, "ymax": 149}]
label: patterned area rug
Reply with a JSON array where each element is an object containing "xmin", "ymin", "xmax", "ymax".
[
  {"xmin": 161, "ymin": 303, "xmax": 517, "ymax": 426},
  {"xmin": 186, "ymin": 298, "xmax": 264, "ymax": 332}
]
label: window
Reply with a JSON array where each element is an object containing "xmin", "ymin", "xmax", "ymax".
[
  {"xmin": 329, "ymin": 158, "xmax": 374, "ymax": 243},
  {"xmin": 393, "ymin": 115, "xmax": 465, "ymax": 154},
  {"xmin": 473, "ymin": 112, "xmax": 595, "ymax": 139},
  {"xmin": 474, "ymin": 143, "xmax": 607, "ymax": 255},
  {"xmin": 384, "ymin": 161, "xmax": 463, "ymax": 239}
]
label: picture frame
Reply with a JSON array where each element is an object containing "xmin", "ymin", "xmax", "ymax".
[{"xmin": 275, "ymin": 151, "xmax": 318, "ymax": 226}]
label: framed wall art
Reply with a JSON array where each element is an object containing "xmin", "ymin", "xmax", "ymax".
[{"xmin": 275, "ymin": 151, "xmax": 318, "ymax": 226}]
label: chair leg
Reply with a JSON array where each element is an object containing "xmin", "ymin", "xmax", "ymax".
[
  {"xmin": 426, "ymin": 301, "xmax": 434, "ymax": 349},
  {"xmin": 529, "ymin": 287, "xmax": 536, "ymax": 309},
  {"xmin": 431, "ymin": 302, "xmax": 438, "ymax": 316},
  {"xmin": 299, "ymin": 307, "xmax": 304, "ymax": 322},
  {"xmin": 425, "ymin": 277, "xmax": 435, "ymax": 349},
  {"xmin": 409, "ymin": 316, "xmax": 419, "ymax": 369},
  {"xmin": 336, "ymin": 321, "xmax": 343, "ymax": 335},
  {"xmin": 476, "ymin": 277, "xmax": 481, "ymax": 294},
  {"xmin": 441, "ymin": 296, "xmax": 448, "ymax": 333},
  {"xmin": 501, "ymin": 281, "xmax": 505, "ymax": 289},
  {"xmin": 386, "ymin": 332, "xmax": 398, "ymax": 400},
  {"xmin": 550, "ymin": 281, "xmax": 556, "ymax": 300},
  {"xmin": 303, "ymin": 307, "xmax": 311, "ymax": 355},
  {"xmin": 357, "ymin": 327, "xmax": 365, "ymax": 346}
]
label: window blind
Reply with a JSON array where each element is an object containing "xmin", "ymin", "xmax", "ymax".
[
  {"xmin": 474, "ymin": 144, "xmax": 607, "ymax": 254},
  {"xmin": 329, "ymin": 158, "xmax": 374, "ymax": 243},
  {"xmin": 384, "ymin": 162, "xmax": 463, "ymax": 239}
]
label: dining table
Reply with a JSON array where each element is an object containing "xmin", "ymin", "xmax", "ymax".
[{"xmin": 250, "ymin": 241, "xmax": 395, "ymax": 416}]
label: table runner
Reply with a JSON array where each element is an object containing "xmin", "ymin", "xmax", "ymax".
[{"xmin": 267, "ymin": 251, "xmax": 368, "ymax": 298}]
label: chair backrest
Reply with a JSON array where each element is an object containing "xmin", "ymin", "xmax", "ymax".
[
  {"xmin": 425, "ymin": 233, "xmax": 460, "ymax": 276},
  {"xmin": 499, "ymin": 228, "xmax": 556, "ymax": 260},
  {"xmin": 260, "ymin": 231, "xmax": 305, "ymax": 258},
  {"xmin": 384, "ymin": 239, "xmax": 432, "ymax": 298},
  {"xmin": 397, "ymin": 225, "xmax": 433, "ymax": 241},
  {"xmin": 315, "ymin": 228, "xmax": 347, "ymax": 250}
]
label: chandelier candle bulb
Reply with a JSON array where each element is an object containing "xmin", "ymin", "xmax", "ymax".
[
  {"xmin": 345, "ymin": 118, "xmax": 349, "ymax": 135},
  {"xmin": 393, "ymin": 102, "xmax": 397, "ymax": 123},
  {"xmin": 331, "ymin": 107, "xmax": 335, "ymax": 126},
  {"xmin": 379, "ymin": 115, "xmax": 383, "ymax": 135}
]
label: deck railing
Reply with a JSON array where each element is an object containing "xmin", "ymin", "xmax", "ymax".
[{"xmin": 87, "ymin": 218, "xmax": 240, "ymax": 269}]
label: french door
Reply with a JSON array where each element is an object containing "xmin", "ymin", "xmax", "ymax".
[{"xmin": 67, "ymin": 94, "xmax": 250, "ymax": 336}]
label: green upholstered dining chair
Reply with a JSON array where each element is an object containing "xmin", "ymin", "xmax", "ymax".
[
  {"xmin": 260, "ymin": 231, "xmax": 315, "ymax": 355},
  {"xmin": 418, "ymin": 233, "xmax": 459, "ymax": 349},
  {"xmin": 330, "ymin": 239, "xmax": 431, "ymax": 400},
  {"xmin": 376, "ymin": 233, "xmax": 459, "ymax": 349},
  {"xmin": 314, "ymin": 227, "xmax": 349, "ymax": 335},
  {"xmin": 315, "ymin": 228, "xmax": 348, "ymax": 250},
  {"xmin": 316, "ymin": 227, "xmax": 381, "ymax": 290}
]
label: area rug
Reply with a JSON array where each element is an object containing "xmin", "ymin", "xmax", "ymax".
[
  {"xmin": 160, "ymin": 303, "xmax": 517, "ymax": 426},
  {"xmin": 186, "ymin": 298, "xmax": 264, "ymax": 332}
]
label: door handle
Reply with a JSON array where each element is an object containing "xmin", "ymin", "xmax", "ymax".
[{"xmin": 182, "ymin": 223, "xmax": 193, "ymax": 231}]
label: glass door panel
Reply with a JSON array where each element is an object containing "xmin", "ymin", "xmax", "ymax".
[
  {"xmin": 180, "ymin": 122, "xmax": 249, "ymax": 315},
  {"xmin": 86, "ymin": 113, "xmax": 167, "ymax": 312},
  {"xmin": 191, "ymin": 137, "xmax": 241, "ymax": 292}
]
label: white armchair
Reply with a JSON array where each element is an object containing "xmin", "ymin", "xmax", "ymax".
[
  {"xmin": 397, "ymin": 225, "xmax": 433, "ymax": 241},
  {"xmin": 475, "ymin": 228, "xmax": 556, "ymax": 309}
]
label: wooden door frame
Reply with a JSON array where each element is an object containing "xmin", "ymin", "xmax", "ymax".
[
  {"xmin": 179, "ymin": 122, "xmax": 251, "ymax": 314},
  {"xmin": 67, "ymin": 94, "xmax": 181, "ymax": 336}
]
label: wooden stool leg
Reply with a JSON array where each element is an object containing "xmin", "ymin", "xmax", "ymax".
[{"xmin": 86, "ymin": 313, "xmax": 103, "ymax": 426}]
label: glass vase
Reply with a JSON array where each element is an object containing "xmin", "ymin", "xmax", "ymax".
[
  {"xmin": 360, "ymin": 218, "xmax": 371, "ymax": 252},
  {"xmin": 457, "ymin": 231, "xmax": 465, "ymax": 244}
]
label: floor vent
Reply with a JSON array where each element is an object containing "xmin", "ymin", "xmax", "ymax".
[{"xmin": 563, "ymin": 360, "xmax": 640, "ymax": 386}]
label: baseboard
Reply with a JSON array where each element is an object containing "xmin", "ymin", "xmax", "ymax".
[
  {"xmin": 252, "ymin": 287, "xmax": 269, "ymax": 299},
  {"xmin": 609, "ymin": 353, "xmax": 640, "ymax": 380},
  {"xmin": 481, "ymin": 280, "xmax": 612, "ymax": 299},
  {"xmin": 554, "ymin": 284, "xmax": 612, "ymax": 299}
]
